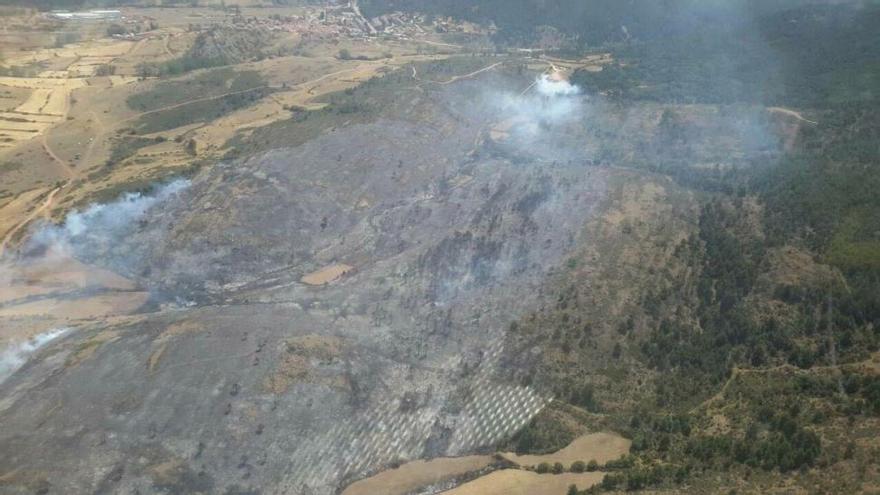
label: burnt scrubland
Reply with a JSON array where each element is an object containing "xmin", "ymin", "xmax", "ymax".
[{"xmin": 0, "ymin": 59, "xmax": 607, "ymax": 494}]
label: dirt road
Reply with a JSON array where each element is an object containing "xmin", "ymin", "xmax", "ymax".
[
  {"xmin": 163, "ymin": 34, "xmax": 174, "ymax": 57},
  {"xmin": 42, "ymin": 131, "xmax": 76, "ymax": 179},
  {"xmin": 768, "ymin": 106, "xmax": 818, "ymax": 125},
  {"xmin": 411, "ymin": 61, "xmax": 504, "ymax": 85},
  {"xmin": 113, "ymin": 65, "xmax": 375, "ymax": 128},
  {"xmin": 0, "ymin": 184, "xmax": 63, "ymax": 256}
]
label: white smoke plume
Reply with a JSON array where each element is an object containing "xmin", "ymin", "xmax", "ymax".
[
  {"xmin": 535, "ymin": 73, "xmax": 581, "ymax": 97},
  {"xmin": 26, "ymin": 179, "xmax": 189, "ymax": 258},
  {"xmin": 0, "ymin": 180, "xmax": 190, "ymax": 353},
  {"xmin": 0, "ymin": 328, "xmax": 70, "ymax": 383},
  {"xmin": 494, "ymin": 74, "xmax": 584, "ymax": 128},
  {"xmin": 485, "ymin": 73, "xmax": 587, "ymax": 160}
]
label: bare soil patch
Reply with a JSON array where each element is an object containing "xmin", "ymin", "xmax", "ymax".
[
  {"xmin": 0, "ymin": 293, "xmax": 149, "ymax": 320},
  {"xmin": 301, "ymin": 263, "xmax": 353, "ymax": 285}
]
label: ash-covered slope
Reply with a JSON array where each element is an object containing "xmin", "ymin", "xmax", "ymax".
[
  {"xmin": 0, "ymin": 77, "xmax": 610, "ymax": 494},
  {"xmin": 0, "ymin": 58, "xmax": 788, "ymax": 493}
]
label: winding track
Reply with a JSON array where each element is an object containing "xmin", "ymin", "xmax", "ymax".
[
  {"xmin": 42, "ymin": 131, "xmax": 75, "ymax": 179},
  {"xmin": 768, "ymin": 106, "xmax": 818, "ymax": 125},
  {"xmin": 411, "ymin": 61, "xmax": 504, "ymax": 85},
  {"xmin": 0, "ymin": 184, "xmax": 64, "ymax": 257}
]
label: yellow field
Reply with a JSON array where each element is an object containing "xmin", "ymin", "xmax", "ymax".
[
  {"xmin": 443, "ymin": 470, "xmax": 605, "ymax": 495},
  {"xmin": 0, "ymin": 251, "xmax": 149, "ymax": 346},
  {"xmin": 501, "ymin": 432, "xmax": 632, "ymax": 468},
  {"xmin": 342, "ymin": 456, "xmax": 495, "ymax": 495},
  {"xmin": 343, "ymin": 432, "xmax": 630, "ymax": 494},
  {"xmin": 0, "ymin": 77, "xmax": 87, "ymax": 153},
  {"xmin": 2, "ymin": 38, "xmax": 134, "ymax": 70}
]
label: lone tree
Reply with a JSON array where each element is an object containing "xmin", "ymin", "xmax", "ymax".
[
  {"xmin": 185, "ymin": 138, "xmax": 198, "ymax": 156},
  {"xmin": 567, "ymin": 484, "xmax": 578, "ymax": 495},
  {"xmin": 571, "ymin": 460, "xmax": 586, "ymax": 473}
]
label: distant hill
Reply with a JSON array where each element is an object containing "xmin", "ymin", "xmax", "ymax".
[{"xmin": 360, "ymin": 0, "xmax": 864, "ymax": 46}]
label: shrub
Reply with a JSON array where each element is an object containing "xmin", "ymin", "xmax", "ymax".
[
  {"xmin": 95, "ymin": 64, "xmax": 116, "ymax": 76},
  {"xmin": 106, "ymin": 24, "xmax": 127, "ymax": 36},
  {"xmin": 601, "ymin": 473, "xmax": 622, "ymax": 490}
]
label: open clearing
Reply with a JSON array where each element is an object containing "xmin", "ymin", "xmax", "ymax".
[
  {"xmin": 0, "ymin": 254, "xmax": 136, "ymax": 305},
  {"xmin": 502, "ymin": 432, "xmax": 631, "ymax": 467},
  {"xmin": 344, "ymin": 432, "xmax": 630, "ymax": 494},
  {"xmin": 0, "ymin": 252, "xmax": 147, "ymax": 346},
  {"xmin": 0, "ymin": 292, "xmax": 148, "ymax": 320},
  {"xmin": 302, "ymin": 263, "xmax": 354, "ymax": 286},
  {"xmin": 341, "ymin": 455, "xmax": 495, "ymax": 495},
  {"xmin": 442, "ymin": 470, "xmax": 605, "ymax": 495}
]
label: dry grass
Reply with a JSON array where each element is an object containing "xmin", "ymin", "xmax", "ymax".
[
  {"xmin": 0, "ymin": 254, "xmax": 135, "ymax": 304},
  {"xmin": 145, "ymin": 320, "xmax": 207, "ymax": 372},
  {"xmin": 264, "ymin": 335, "xmax": 346, "ymax": 393},
  {"xmin": 147, "ymin": 342, "xmax": 168, "ymax": 374},
  {"xmin": 0, "ymin": 252, "xmax": 148, "ymax": 347},
  {"xmin": 0, "ymin": 188, "xmax": 48, "ymax": 239},
  {"xmin": 0, "ymin": 293, "xmax": 149, "ymax": 320},
  {"xmin": 301, "ymin": 263, "xmax": 354, "ymax": 286},
  {"xmin": 65, "ymin": 329, "xmax": 119, "ymax": 368},
  {"xmin": 442, "ymin": 470, "xmax": 604, "ymax": 495},
  {"xmin": 501, "ymin": 432, "xmax": 631, "ymax": 468},
  {"xmin": 342, "ymin": 456, "xmax": 495, "ymax": 495},
  {"xmin": 264, "ymin": 353, "xmax": 310, "ymax": 394},
  {"xmin": 345, "ymin": 432, "xmax": 628, "ymax": 495}
]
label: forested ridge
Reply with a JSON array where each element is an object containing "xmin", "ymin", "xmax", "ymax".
[{"xmin": 353, "ymin": 1, "xmax": 880, "ymax": 492}]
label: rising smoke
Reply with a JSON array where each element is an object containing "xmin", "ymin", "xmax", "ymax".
[
  {"xmin": 0, "ymin": 181, "xmax": 190, "ymax": 371},
  {"xmin": 24, "ymin": 179, "xmax": 189, "ymax": 261},
  {"xmin": 496, "ymin": 74, "xmax": 583, "ymax": 128},
  {"xmin": 0, "ymin": 328, "xmax": 70, "ymax": 383},
  {"xmin": 485, "ymin": 72, "xmax": 588, "ymax": 162},
  {"xmin": 535, "ymin": 73, "xmax": 581, "ymax": 97}
]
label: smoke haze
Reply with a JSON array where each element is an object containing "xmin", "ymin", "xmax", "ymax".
[
  {"xmin": 0, "ymin": 328, "xmax": 70, "ymax": 383},
  {"xmin": 24, "ymin": 180, "xmax": 189, "ymax": 262},
  {"xmin": 496, "ymin": 74, "xmax": 583, "ymax": 126},
  {"xmin": 535, "ymin": 74, "xmax": 580, "ymax": 97}
]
